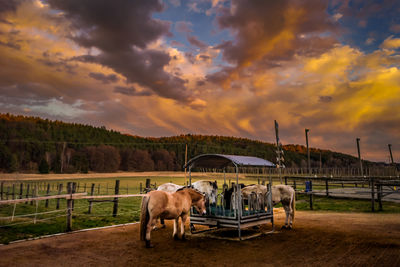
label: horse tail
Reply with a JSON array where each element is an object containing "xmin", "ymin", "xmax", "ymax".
[
  {"xmin": 139, "ymin": 195, "xmax": 150, "ymax": 241},
  {"xmin": 291, "ymin": 188, "xmax": 296, "ymax": 222}
]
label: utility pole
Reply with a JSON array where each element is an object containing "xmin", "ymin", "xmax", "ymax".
[
  {"xmin": 356, "ymin": 138, "xmax": 363, "ymax": 176},
  {"xmin": 184, "ymin": 144, "xmax": 188, "ymax": 186},
  {"xmin": 305, "ymin": 129, "xmax": 311, "ymax": 174},
  {"xmin": 274, "ymin": 120, "xmax": 284, "ymax": 184},
  {"xmin": 388, "ymin": 144, "xmax": 394, "ymax": 164}
]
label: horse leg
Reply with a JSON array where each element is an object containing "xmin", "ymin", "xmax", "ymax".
[
  {"xmin": 282, "ymin": 204, "xmax": 290, "ymax": 229},
  {"xmin": 180, "ymin": 214, "xmax": 188, "ymax": 240},
  {"xmin": 160, "ymin": 218, "xmax": 166, "ymax": 228},
  {"xmin": 173, "ymin": 218, "xmax": 179, "ymax": 240},
  {"xmin": 288, "ymin": 206, "xmax": 294, "ymax": 229},
  {"xmin": 146, "ymin": 216, "xmax": 156, "ymax": 248}
]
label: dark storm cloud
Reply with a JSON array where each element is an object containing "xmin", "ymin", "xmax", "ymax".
[
  {"xmin": 0, "ymin": 0, "xmax": 24, "ymax": 15},
  {"xmin": 88, "ymin": 72, "xmax": 119, "ymax": 84},
  {"xmin": 47, "ymin": 0, "xmax": 191, "ymax": 102},
  {"xmin": 114, "ymin": 86, "xmax": 153, "ymax": 97}
]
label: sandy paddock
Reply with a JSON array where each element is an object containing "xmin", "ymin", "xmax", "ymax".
[{"xmin": 1, "ymin": 210, "xmax": 399, "ymax": 266}]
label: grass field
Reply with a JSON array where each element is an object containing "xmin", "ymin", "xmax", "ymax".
[{"xmin": 1, "ymin": 173, "xmax": 400, "ymax": 244}]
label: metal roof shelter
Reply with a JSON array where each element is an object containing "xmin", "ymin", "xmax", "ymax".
[
  {"xmin": 186, "ymin": 154, "xmax": 275, "ymax": 240},
  {"xmin": 185, "ymin": 154, "xmax": 276, "ymax": 169}
]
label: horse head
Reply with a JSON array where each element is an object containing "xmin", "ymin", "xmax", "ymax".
[{"xmin": 190, "ymin": 189, "xmax": 207, "ymax": 215}]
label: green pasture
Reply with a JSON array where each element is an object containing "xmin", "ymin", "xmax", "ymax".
[{"xmin": 1, "ymin": 174, "xmax": 400, "ymax": 244}]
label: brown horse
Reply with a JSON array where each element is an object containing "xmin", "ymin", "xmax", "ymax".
[{"xmin": 140, "ymin": 188, "xmax": 206, "ymax": 248}]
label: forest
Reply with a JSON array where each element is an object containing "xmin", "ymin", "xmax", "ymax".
[{"xmin": 0, "ymin": 113, "xmax": 377, "ymax": 173}]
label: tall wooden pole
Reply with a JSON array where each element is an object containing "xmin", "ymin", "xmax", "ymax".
[
  {"xmin": 274, "ymin": 120, "xmax": 283, "ymax": 183},
  {"xmin": 356, "ymin": 138, "xmax": 363, "ymax": 176},
  {"xmin": 184, "ymin": 144, "xmax": 188, "ymax": 186},
  {"xmin": 388, "ymin": 144, "xmax": 394, "ymax": 164},
  {"xmin": 305, "ymin": 129, "xmax": 310, "ymax": 174}
]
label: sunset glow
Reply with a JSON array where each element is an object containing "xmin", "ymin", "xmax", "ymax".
[{"xmin": 0, "ymin": 0, "xmax": 399, "ymax": 162}]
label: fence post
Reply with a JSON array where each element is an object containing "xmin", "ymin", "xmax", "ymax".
[
  {"xmin": 88, "ymin": 183, "xmax": 95, "ymax": 214},
  {"xmin": 0, "ymin": 182, "xmax": 3, "ymax": 200},
  {"xmin": 19, "ymin": 183, "xmax": 23, "ymax": 199},
  {"xmin": 325, "ymin": 179, "xmax": 329, "ymax": 197},
  {"xmin": 309, "ymin": 181, "xmax": 313, "ymax": 210},
  {"xmin": 45, "ymin": 183, "xmax": 51, "ymax": 208},
  {"xmin": 377, "ymin": 183, "xmax": 383, "ymax": 211},
  {"xmin": 12, "ymin": 184, "xmax": 15, "ymax": 200},
  {"xmin": 370, "ymin": 178, "xmax": 375, "ymax": 212},
  {"xmin": 56, "ymin": 183, "xmax": 63, "ymax": 210},
  {"xmin": 66, "ymin": 182, "xmax": 73, "ymax": 232},
  {"xmin": 113, "ymin": 180, "xmax": 120, "ymax": 217},
  {"xmin": 72, "ymin": 183, "xmax": 76, "ymax": 211},
  {"xmin": 25, "ymin": 184, "xmax": 30, "ymax": 204},
  {"xmin": 284, "ymin": 177, "xmax": 288, "ymax": 185},
  {"xmin": 145, "ymin": 179, "xmax": 151, "ymax": 192},
  {"xmin": 139, "ymin": 182, "xmax": 142, "ymax": 194}
]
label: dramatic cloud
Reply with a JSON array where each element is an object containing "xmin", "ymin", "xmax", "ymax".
[
  {"xmin": 207, "ymin": 0, "xmax": 337, "ymax": 88},
  {"xmin": 46, "ymin": 0, "xmax": 191, "ymax": 102},
  {"xmin": 114, "ymin": 86, "xmax": 153, "ymax": 97},
  {"xmin": 187, "ymin": 35, "xmax": 208, "ymax": 49},
  {"xmin": 89, "ymin": 72, "xmax": 119, "ymax": 84}
]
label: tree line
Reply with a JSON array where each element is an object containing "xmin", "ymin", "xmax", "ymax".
[{"xmin": 0, "ymin": 113, "xmax": 379, "ymax": 174}]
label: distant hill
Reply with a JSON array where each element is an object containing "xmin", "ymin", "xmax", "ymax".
[{"xmin": 0, "ymin": 113, "xmax": 379, "ymax": 173}]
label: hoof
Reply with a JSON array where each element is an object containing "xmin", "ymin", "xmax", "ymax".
[
  {"xmin": 173, "ymin": 234, "xmax": 179, "ymax": 240},
  {"xmin": 145, "ymin": 240, "xmax": 154, "ymax": 248},
  {"xmin": 161, "ymin": 224, "xmax": 166, "ymax": 229},
  {"xmin": 288, "ymin": 225, "xmax": 293, "ymax": 230},
  {"xmin": 181, "ymin": 234, "xmax": 187, "ymax": 241},
  {"xmin": 281, "ymin": 225, "xmax": 288, "ymax": 230}
]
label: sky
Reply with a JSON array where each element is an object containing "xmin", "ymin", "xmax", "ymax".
[{"xmin": 0, "ymin": 0, "xmax": 399, "ymax": 162}]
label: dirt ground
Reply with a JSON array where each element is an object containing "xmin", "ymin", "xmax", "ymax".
[{"xmin": 1, "ymin": 210, "xmax": 399, "ymax": 267}]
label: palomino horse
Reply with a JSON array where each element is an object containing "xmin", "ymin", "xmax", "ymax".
[
  {"xmin": 140, "ymin": 188, "xmax": 206, "ymax": 248},
  {"xmin": 241, "ymin": 184, "xmax": 296, "ymax": 229},
  {"xmin": 192, "ymin": 180, "xmax": 218, "ymax": 205},
  {"xmin": 155, "ymin": 183, "xmax": 183, "ymax": 228}
]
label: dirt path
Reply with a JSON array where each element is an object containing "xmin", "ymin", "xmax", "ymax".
[{"xmin": 1, "ymin": 211, "xmax": 399, "ymax": 267}]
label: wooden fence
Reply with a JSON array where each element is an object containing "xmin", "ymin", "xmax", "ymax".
[{"xmin": 0, "ymin": 180, "xmax": 144, "ymax": 232}]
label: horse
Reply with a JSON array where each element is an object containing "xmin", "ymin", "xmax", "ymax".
[
  {"xmin": 271, "ymin": 185, "xmax": 296, "ymax": 229},
  {"xmin": 223, "ymin": 183, "xmax": 246, "ymax": 209},
  {"xmin": 157, "ymin": 182, "xmax": 183, "ymax": 192},
  {"xmin": 240, "ymin": 184, "xmax": 296, "ymax": 229},
  {"xmin": 139, "ymin": 188, "xmax": 206, "ymax": 248},
  {"xmin": 155, "ymin": 183, "xmax": 183, "ymax": 228},
  {"xmin": 192, "ymin": 180, "xmax": 218, "ymax": 205}
]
